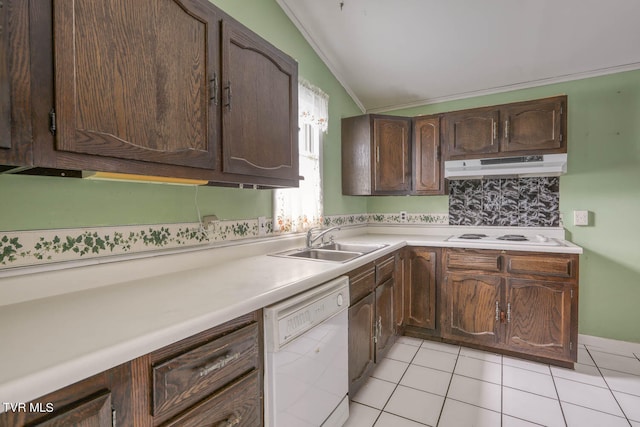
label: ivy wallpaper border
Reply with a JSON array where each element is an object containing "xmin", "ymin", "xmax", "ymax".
[{"xmin": 0, "ymin": 213, "xmax": 448, "ymax": 270}]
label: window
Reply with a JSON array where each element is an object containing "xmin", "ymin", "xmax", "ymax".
[{"xmin": 274, "ymin": 80, "xmax": 329, "ymax": 233}]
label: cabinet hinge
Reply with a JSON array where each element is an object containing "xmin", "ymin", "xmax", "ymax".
[
  {"xmin": 373, "ymin": 322, "xmax": 378, "ymax": 344},
  {"xmin": 560, "ymin": 133, "xmax": 563, "ymax": 142},
  {"xmin": 49, "ymin": 108, "xmax": 56, "ymax": 136},
  {"xmin": 570, "ymin": 289, "xmax": 573, "ymax": 298},
  {"xmin": 570, "ymin": 341, "xmax": 573, "ymax": 351}
]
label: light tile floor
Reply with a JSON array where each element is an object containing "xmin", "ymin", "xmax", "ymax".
[{"xmin": 346, "ymin": 336, "xmax": 640, "ymax": 427}]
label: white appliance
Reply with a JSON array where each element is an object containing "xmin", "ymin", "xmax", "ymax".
[
  {"xmin": 447, "ymin": 233, "xmax": 561, "ymax": 246},
  {"xmin": 264, "ymin": 277, "xmax": 350, "ymax": 427},
  {"xmin": 444, "ymin": 153, "xmax": 567, "ymax": 179}
]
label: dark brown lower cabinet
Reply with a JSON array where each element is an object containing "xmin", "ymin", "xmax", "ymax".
[
  {"xmin": 0, "ymin": 311, "xmax": 263, "ymax": 427},
  {"xmin": 347, "ymin": 253, "xmax": 399, "ymax": 397},
  {"xmin": 505, "ymin": 278, "xmax": 573, "ymax": 361},
  {"xmin": 161, "ymin": 370, "xmax": 261, "ymax": 427},
  {"xmin": 404, "ymin": 248, "xmax": 438, "ymax": 331},
  {"xmin": 375, "ymin": 278, "xmax": 395, "ymax": 360},
  {"xmin": 440, "ymin": 249, "xmax": 578, "ymax": 367},
  {"xmin": 441, "ymin": 273, "xmax": 502, "ymax": 346},
  {"xmin": 0, "ymin": 362, "xmax": 132, "ymax": 427},
  {"xmin": 348, "ymin": 292, "xmax": 376, "ymax": 396}
]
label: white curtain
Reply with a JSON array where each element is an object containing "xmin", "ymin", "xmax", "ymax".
[{"xmin": 274, "ymin": 79, "xmax": 329, "ymax": 233}]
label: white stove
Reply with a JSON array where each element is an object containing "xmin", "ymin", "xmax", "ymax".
[{"xmin": 447, "ymin": 233, "xmax": 561, "ymax": 246}]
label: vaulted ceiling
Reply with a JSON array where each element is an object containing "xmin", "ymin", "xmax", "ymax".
[{"xmin": 277, "ymin": 0, "xmax": 640, "ymax": 112}]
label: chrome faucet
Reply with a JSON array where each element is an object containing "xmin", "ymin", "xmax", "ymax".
[{"xmin": 306, "ymin": 226, "xmax": 341, "ymax": 248}]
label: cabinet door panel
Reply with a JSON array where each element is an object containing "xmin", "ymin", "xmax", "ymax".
[
  {"xmin": 405, "ymin": 248, "xmax": 437, "ymax": 330},
  {"xmin": 348, "ymin": 293, "xmax": 375, "ymax": 396},
  {"xmin": 413, "ymin": 116, "xmax": 442, "ymax": 194},
  {"xmin": 442, "ymin": 274, "xmax": 502, "ymax": 346},
  {"xmin": 0, "ymin": 0, "xmax": 33, "ymax": 167},
  {"xmin": 502, "ymin": 98, "xmax": 565, "ymax": 153},
  {"xmin": 506, "ymin": 278, "xmax": 573, "ymax": 361},
  {"xmin": 445, "ymin": 110, "xmax": 500, "ymax": 158},
  {"xmin": 161, "ymin": 371, "xmax": 261, "ymax": 427},
  {"xmin": 34, "ymin": 392, "xmax": 112, "ymax": 427},
  {"xmin": 373, "ymin": 117, "xmax": 411, "ymax": 193},
  {"xmin": 0, "ymin": 0, "xmax": 10, "ymax": 150},
  {"xmin": 375, "ymin": 278, "xmax": 395, "ymax": 360},
  {"xmin": 53, "ymin": 0, "xmax": 218, "ymax": 169},
  {"xmin": 222, "ymin": 21, "xmax": 298, "ymax": 181}
]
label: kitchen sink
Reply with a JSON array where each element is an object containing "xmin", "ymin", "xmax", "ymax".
[
  {"xmin": 285, "ymin": 248, "xmax": 362, "ymax": 262},
  {"xmin": 317, "ymin": 242, "xmax": 387, "ymax": 254},
  {"xmin": 270, "ymin": 242, "xmax": 388, "ymax": 263}
]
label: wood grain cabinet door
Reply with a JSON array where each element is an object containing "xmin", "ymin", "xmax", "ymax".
[
  {"xmin": 505, "ymin": 278, "xmax": 574, "ymax": 361},
  {"xmin": 444, "ymin": 109, "xmax": 500, "ymax": 159},
  {"xmin": 375, "ymin": 278, "xmax": 396, "ymax": 361},
  {"xmin": 405, "ymin": 248, "xmax": 437, "ymax": 330},
  {"xmin": 501, "ymin": 97, "xmax": 565, "ymax": 153},
  {"xmin": 0, "ymin": 0, "xmax": 10, "ymax": 151},
  {"xmin": 442, "ymin": 273, "xmax": 502, "ymax": 346},
  {"xmin": 372, "ymin": 117, "xmax": 411, "ymax": 194},
  {"xmin": 0, "ymin": 0, "xmax": 33, "ymax": 168},
  {"xmin": 31, "ymin": 392, "xmax": 112, "ymax": 427},
  {"xmin": 52, "ymin": 0, "xmax": 220, "ymax": 169},
  {"xmin": 412, "ymin": 116, "xmax": 443, "ymax": 194},
  {"xmin": 221, "ymin": 20, "xmax": 298, "ymax": 181},
  {"xmin": 348, "ymin": 292, "xmax": 375, "ymax": 396}
]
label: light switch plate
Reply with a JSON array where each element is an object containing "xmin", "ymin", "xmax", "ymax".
[{"xmin": 573, "ymin": 210, "xmax": 589, "ymax": 226}]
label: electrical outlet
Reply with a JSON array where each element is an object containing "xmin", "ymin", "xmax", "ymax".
[
  {"xmin": 258, "ymin": 216, "xmax": 267, "ymax": 236},
  {"xmin": 400, "ymin": 211, "xmax": 408, "ymax": 223},
  {"xmin": 573, "ymin": 210, "xmax": 589, "ymax": 226},
  {"xmin": 202, "ymin": 214, "xmax": 219, "ymax": 234}
]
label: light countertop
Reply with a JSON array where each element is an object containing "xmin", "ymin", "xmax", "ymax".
[{"xmin": 0, "ymin": 226, "xmax": 582, "ymax": 409}]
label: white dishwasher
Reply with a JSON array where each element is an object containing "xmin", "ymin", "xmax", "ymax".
[{"xmin": 264, "ymin": 276, "xmax": 350, "ymax": 427}]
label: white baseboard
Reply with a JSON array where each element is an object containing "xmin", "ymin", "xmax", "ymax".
[{"xmin": 579, "ymin": 334, "xmax": 640, "ymax": 355}]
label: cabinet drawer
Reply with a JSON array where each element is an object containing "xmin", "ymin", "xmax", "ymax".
[
  {"xmin": 161, "ymin": 370, "xmax": 261, "ymax": 427},
  {"xmin": 375, "ymin": 255, "xmax": 395, "ymax": 284},
  {"xmin": 349, "ymin": 263, "xmax": 376, "ymax": 305},
  {"xmin": 152, "ymin": 322, "xmax": 259, "ymax": 418},
  {"xmin": 446, "ymin": 250, "xmax": 502, "ymax": 272},
  {"xmin": 507, "ymin": 255, "xmax": 575, "ymax": 278}
]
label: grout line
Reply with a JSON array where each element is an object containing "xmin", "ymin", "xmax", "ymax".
[
  {"xmin": 371, "ymin": 343, "xmax": 421, "ymax": 425},
  {"xmin": 548, "ymin": 363, "xmax": 568, "ymax": 427},
  {"xmin": 434, "ymin": 345, "xmax": 461, "ymax": 426},
  {"xmin": 500, "ymin": 355, "xmax": 503, "ymax": 427},
  {"xmin": 585, "ymin": 346, "xmax": 635, "ymax": 424}
]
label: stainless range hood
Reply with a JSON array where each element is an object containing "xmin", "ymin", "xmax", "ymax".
[{"xmin": 444, "ymin": 154, "xmax": 567, "ymax": 180}]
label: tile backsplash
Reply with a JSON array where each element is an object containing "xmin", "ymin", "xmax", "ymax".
[{"xmin": 449, "ymin": 177, "xmax": 560, "ymax": 227}]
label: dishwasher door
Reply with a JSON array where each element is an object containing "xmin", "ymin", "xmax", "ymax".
[{"xmin": 264, "ymin": 277, "xmax": 349, "ymax": 427}]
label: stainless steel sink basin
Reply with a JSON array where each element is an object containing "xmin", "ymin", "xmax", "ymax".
[
  {"xmin": 270, "ymin": 242, "xmax": 388, "ymax": 262},
  {"xmin": 317, "ymin": 242, "xmax": 388, "ymax": 254},
  {"xmin": 284, "ymin": 248, "xmax": 362, "ymax": 262}
]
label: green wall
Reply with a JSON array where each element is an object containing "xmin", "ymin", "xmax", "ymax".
[
  {"xmin": 378, "ymin": 69, "xmax": 640, "ymax": 343},
  {"xmin": 1, "ymin": 0, "xmax": 638, "ymax": 344},
  {"xmin": 0, "ymin": 0, "xmax": 364, "ymax": 231}
]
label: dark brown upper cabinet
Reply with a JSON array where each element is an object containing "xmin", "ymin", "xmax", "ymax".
[
  {"xmin": 412, "ymin": 116, "xmax": 443, "ymax": 195},
  {"xmin": 342, "ymin": 114, "xmax": 412, "ymax": 195},
  {"xmin": 0, "ymin": 0, "xmax": 33, "ymax": 170},
  {"xmin": 52, "ymin": 0, "xmax": 219, "ymax": 170},
  {"xmin": 221, "ymin": 20, "xmax": 298, "ymax": 181},
  {"xmin": 2, "ymin": 0, "xmax": 299, "ymax": 187},
  {"xmin": 0, "ymin": 0, "xmax": 10, "ymax": 151},
  {"xmin": 443, "ymin": 95, "xmax": 567, "ymax": 160},
  {"xmin": 342, "ymin": 114, "xmax": 447, "ymax": 196},
  {"xmin": 443, "ymin": 109, "xmax": 501, "ymax": 159},
  {"xmin": 501, "ymin": 97, "xmax": 565, "ymax": 153}
]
